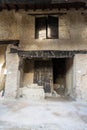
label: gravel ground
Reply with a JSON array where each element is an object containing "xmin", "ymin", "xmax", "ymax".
[{"xmin": 0, "ymin": 98, "xmax": 87, "ymax": 130}]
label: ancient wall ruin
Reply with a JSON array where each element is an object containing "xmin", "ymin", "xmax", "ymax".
[
  {"xmin": 0, "ymin": 46, "xmax": 6, "ymax": 94},
  {"xmin": 5, "ymin": 45, "xmax": 19, "ymax": 98},
  {"xmin": 0, "ymin": 9, "xmax": 87, "ymax": 100},
  {"xmin": 0, "ymin": 10, "xmax": 87, "ymax": 50},
  {"xmin": 75, "ymin": 54, "xmax": 87, "ymax": 101}
]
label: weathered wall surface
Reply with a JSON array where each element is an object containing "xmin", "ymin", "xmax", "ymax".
[
  {"xmin": 5, "ymin": 44, "xmax": 19, "ymax": 98},
  {"xmin": 75, "ymin": 54, "xmax": 87, "ymax": 101},
  {"xmin": 0, "ymin": 9, "xmax": 87, "ymax": 100},
  {"xmin": 65, "ymin": 58, "xmax": 74, "ymax": 98},
  {"xmin": 0, "ymin": 10, "xmax": 87, "ymax": 50},
  {"xmin": 23, "ymin": 59, "xmax": 34, "ymax": 87},
  {"xmin": 0, "ymin": 46, "xmax": 6, "ymax": 92}
]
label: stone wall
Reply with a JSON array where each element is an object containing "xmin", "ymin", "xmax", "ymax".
[
  {"xmin": 0, "ymin": 10, "xmax": 86, "ymax": 50},
  {"xmin": 0, "ymin": 9, "xmax": 87, "ymax": 100},
  {"xmin": 23, "ymin": 59, "xmax": 34, "ymax": 87},
  {"xmin": 75, "ymin": 54, "xmax": 87, "ymax": 101},
  {"xmin": 0, "ymin": 46, "xmax": 6, "ymax": 92},
  {"xmin": 65, "ymin": 58, "xmax": 74, "ymax": 98},
  {"xmin": 5, "ymin": 44, "xmax": 19, "ymax": 98}
]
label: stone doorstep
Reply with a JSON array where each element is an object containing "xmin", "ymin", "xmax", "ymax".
[
  {"xmin": 19, "ymin": 84, "xmax": 61, "ymax": 99},
  {"xmin": 19, "ymin": 85, "xmax": 45, "ymax": 99},
  {"xmin": 23, "ymin": 84, "xmax": 43, "ymax": 89}
]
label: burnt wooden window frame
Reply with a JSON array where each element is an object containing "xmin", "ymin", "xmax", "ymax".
[{"xmin": 35, "ymin": 15, "xmax": 59, "ymax": 39}]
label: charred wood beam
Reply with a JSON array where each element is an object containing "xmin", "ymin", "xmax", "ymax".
[
  {"xmin": 28, "ymin": 12, "xmax": 67, "ymax": 16},
  {"xmin": 25, "ymin": 4, "xmax": 28, "ymax": 11},
  {"xmin": 0, "ymin": 6, "xmax": 2, "ymax": 11},
  {"xmin": 6, "ymin": 4, "xmax": 10, "ymax": 11},
  {"xmin": 0, "ymin": 2, "xmax": 86, "ymax": 11},
  {"xmin": 18, "ymin": 58, "xmax": 23, "ymax": 70},
  {"xmin": 0, "ymin": 0, "xmax": 87, "ymax": 4},
  {"xmin": 15, "ymin": 4, "xmax": 19, "ymax": 11},
  {"xmin": 33, "ymin": 2, "xmax": 37, "ymax": 11},
  {"xmin": 81, "ymin": 12, "xmax": 87, "ymax": 15},
  {"xmin": 15, "ymin": 50, "xmax": 87, "ymax": 58},
  {"xmin": 51, "ymin": 2, "xmax": 86, "ymax": 9},
  {"xmin": 0, "ymin": 40, "xmax": 19, "ymax": 45},
  {"xmin": 42, "ymin": 4, "xmax": 45, "ymax": 10},
  {"xmin": 10, "ymin": 48, "xmax": 18, "ymax": 53}
]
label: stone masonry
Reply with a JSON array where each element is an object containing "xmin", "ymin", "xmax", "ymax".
[
  {"xmin": 0, "ymin": 9, "xmax": 86, "ymax": 101},
  {"xmin": 5, "ymin": 45, "xmax": 19, "ymax": 99}
]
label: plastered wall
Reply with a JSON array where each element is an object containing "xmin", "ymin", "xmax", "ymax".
[
  {"xmin": 75, "ymin": 54, "xmax": 87, "ymax": 101},
  {"xmin": 5, "ymin": 45, "xmax": 19, "ymax": 98},
  {"xmin": 65, "ymin": 58, "xmax": 74, "ymax": 98},
  {"xmin": 23, "ymin": 59, "xmax": 34, "ymax": 87},
  {"xmin": 0, "ymin": 10, "xmax": 87, "ymax": 50},
  {"xmin": 0, "ymin": 9, "xmax": 87, "ymax": 100},
  {"xmin": 0, "ymin": 46, "xmax": 6, "ymax": 91}
]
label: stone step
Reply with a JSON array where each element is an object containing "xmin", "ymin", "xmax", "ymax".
[
  {"xmin": 25, "ymin": 84, "xmax": 43, "ymax": 89},
  {"xmin": 20, "ymin": 84, "xmax": 44, "ymax": 99}
]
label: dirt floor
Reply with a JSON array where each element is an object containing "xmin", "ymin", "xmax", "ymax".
[{"xmin": 0, "ymin": 98, "xmax": 87, "ymax": 130}]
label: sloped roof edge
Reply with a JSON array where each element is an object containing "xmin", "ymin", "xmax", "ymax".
[{"xmin": 0, "ymin": 0, "xmax": 87, "ymax": 4}]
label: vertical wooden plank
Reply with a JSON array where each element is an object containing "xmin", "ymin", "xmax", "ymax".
[{"xmin": 34, "ymin": 60, "xmax": 53, "ymax": 93}]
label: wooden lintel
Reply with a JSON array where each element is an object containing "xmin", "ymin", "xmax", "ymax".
[
  {"xmin": 10, "ymin": 48, "xmax": 18, "ymax": 53},
  {"xmin": 28, "ymin": 12, "xmax": 67, "ymax": 16},
  {"xmin": 0, "ymin": 1, "xmax": 86, "ymax": 11},
  {"xmin": 0, "ymin": 40, "xmax": 19, "ymax": 45},
  {"xmin": 17, "ymin": 50, "xmax": 87, "ymax": 58},
  {"xmin": 15, "ymin": 4, "xmax": 19, "ymax": 11},
  {"xmin": 6, "ymin": 4, "xmax": 10, "ymax": 11}
]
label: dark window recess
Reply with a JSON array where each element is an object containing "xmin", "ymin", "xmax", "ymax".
[
  {"xmin": 35, "ymin": 16, "xmax": 58, "ymax": 39},
  {"xmin": 35, "ymin": 17, "xmax": 46, "ymax": 39}
]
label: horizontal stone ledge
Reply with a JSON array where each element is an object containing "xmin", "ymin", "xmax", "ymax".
[{"xmin": 10, "ymin": 49, "xmax": 87, "ymax": 58}]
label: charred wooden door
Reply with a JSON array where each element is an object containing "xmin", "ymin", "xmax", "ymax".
[{"xmin": 34, "ymin": 60, "xmax": 53, "ymax": 93}]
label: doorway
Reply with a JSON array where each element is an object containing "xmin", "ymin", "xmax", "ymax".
[
  {"xmin": 23, "ymin": 57, "xmax": 74, "ymax": 97},
  {"xmin": 34, "ymin": 59, "xmax": 53, "ymax": 93},
  {"xmin": 53, "ymin": 58, "xmax": 66, "ymax": 95},
  {"xmin": 53, "ymin": 58, "xmax": 74, "ymax": 96}
]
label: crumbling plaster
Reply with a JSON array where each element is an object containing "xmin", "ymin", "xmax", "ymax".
[
  {"xmin": 0, "ymin": 9, "xmax": 87, "ymax": 100},
  {"xmin": 23, "ymin": 59, "xmax": 34, "ymax": 87},
  {"xmin": 75, "ymin": 54, "xmax": 87, "ymax": 101},
  {"xmin": 0, "ymin": 46, "xmax": 6, "ymax": 92},
  {"xmin": 65, "ymin": 58, "xmax": 74, "ymax": 98},
  {"xmin": 5, "ymin": 44, "xmax": 19, "ymax": 98},
  {"xmin": 0, "ymin": 10, "xmax": 87, "ymax": 50}
]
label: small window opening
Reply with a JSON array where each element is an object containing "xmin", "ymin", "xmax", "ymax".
[{"xmin": 35, "ymin": 16, "xmax": 58, "ymax": 39}]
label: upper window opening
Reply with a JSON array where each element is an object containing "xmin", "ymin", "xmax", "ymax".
[{"xmin": 35, "ymin": 16, "xmax": 58, "ymax": 39}]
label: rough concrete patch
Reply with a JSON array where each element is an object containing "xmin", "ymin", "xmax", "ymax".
[
  {"xmin": 2, "ymin": 101, "xmax": 29, "ymax": 112},
  {"xmin": 6, "ymin": 128, "xmax": 30, "ymax": 130},
  {"xmin": 52, "ymin": 112, "xmax": 61, "ymax": 116},
  {"xmin": 80, "ymin": 115, "xmax": 87, "ymax": 123},
  {"xmin": 0, "ymin": 100, "xmax": 87, "ymax": 130},
  {"xmin": 46, "ymin": 108, "xmax": 51, "ymax": 111}
]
